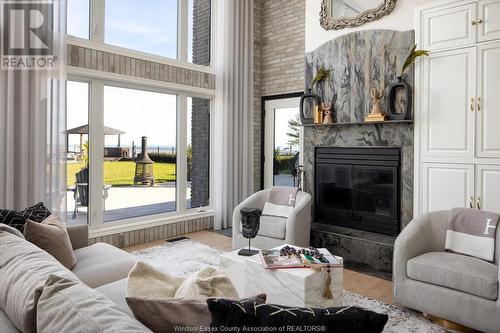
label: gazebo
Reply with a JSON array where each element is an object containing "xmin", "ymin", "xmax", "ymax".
[{"xmin": 66, "ymin": 125, "xmax": 126, "ymax": 153}]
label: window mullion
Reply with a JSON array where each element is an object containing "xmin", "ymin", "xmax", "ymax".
[
  {"xmin": 177, "ymin": 94, "xmax": 188, "ymax": 213},
  {"xmin": 90, "ymin": 0, "xmax": 105, "ymax": 43},
  {"xmin": 177, "ymin": 0, "xmax": 188, "ymax": 62},
  {"xmin": 88, "ymin": 80, "xmax": 104, "ymax": 229}
]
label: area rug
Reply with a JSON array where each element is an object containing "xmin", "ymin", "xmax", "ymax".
[{"xmin": 131, "ymin": 239, "xmax": 450, "ymax": 333}]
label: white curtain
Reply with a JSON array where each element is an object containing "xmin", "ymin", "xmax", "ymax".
[
  {"xmin": 213, "ymin": 0, "xmax": 254, "ymax": 229},
  {"xmin": 0, "ymin": 0, "xmax": 67, "ymax": 215}
]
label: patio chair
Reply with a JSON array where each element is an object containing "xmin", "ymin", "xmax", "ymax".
[{"xmin": 70, "ymin": 168, "xmax": 111, "ymax": 219}]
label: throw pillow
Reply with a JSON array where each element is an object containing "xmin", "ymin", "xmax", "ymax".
[
  {"xmin": 23, "ymin": 214, "xmax": 77, "ymax": 270},
  {"xmin": 0, "ymin": 232, "xmax": 78, "ymax": 333},
  {"xmin": 174, "ymin": 266, "xmax": 239, "ymax": 299},
  {"xmin": 36, "ymin": 274, "xmax": 150, "ymax": 333},
  {"xmin": 126, "ymin": 294, "xmax": 267, "ymax": 333},
  {"xmin": 207, "ymin": 299, "xmax": 388, "ymax": 333},
  {"xmin": 127, "ymin": 261, "xmax": 186, "ymax": 299},
  {"xmin": 0, "ymin": 223, "xmax": 25, "ymax": 238},
  {"xmin": 0, "ymin": 202, "xmax": 51, "ymax": 232}
]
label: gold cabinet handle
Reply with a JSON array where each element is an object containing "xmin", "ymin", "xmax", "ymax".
[
  {"xmin": 471, "ymin": 98, "xmax": 475, "ymax": 112},
  {"xmin": 468, "ymin": 196, "xmax": 474, "ymax": 209},
  {"xmin": 472, "ymin": 20, "xmax": 477, "ymax": 25},
  {"xmin": 476, "ymin": 197, "xmax": 481, "ymax": 210},
  {"xmin": 477, "ymin": 97, "xmax": 481, "ymax": 111},
  {"xmin": 478, "ymin": 18, "xmax": 483, "ymax": 24}
]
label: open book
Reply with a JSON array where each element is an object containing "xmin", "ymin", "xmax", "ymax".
[{"xmin": 259, "ymin": 248, "xmax": 342, "ymax": 269}]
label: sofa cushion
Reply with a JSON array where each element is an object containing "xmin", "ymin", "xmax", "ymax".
[
  {"xmin": 240, "ymin": 215, "xmax": 287, "ymax": 239},
  {"xmin": 23, "ymin": 215, "xmax": 77, "ymax": 269},
  {"xmin": 0, "ymin": 232, "xmax": 78, "ymax": 333},
  {"xmin": 0, "ymin": 223, "xmax": 24, "ymax": 238},
  {"xmin": 36, "ymin": 274, "xmax": 151, "ymax": 333},
  {"xmin": 407, "ymin": 252, "xmax": 498, "ymax": 300},
  {"xmin": 0, "ymin": 202, "xmax": 51, "ymax": 232},
  {"xmin": 72, "ymin": 242, "xmax": 137, "ymax": 288},
  {"xmin": 96, "ymin": 278, "xmax": 133, "ymax": 316},
  {"xmin": 0, "ymin": 308, "xmax": 19, "ymax": 333}
]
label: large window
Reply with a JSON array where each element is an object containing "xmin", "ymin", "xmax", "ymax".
[
  {"xmin": 66, "ymin": 81, "xmax": 90, "ymax": 224},
  {"xmin": 103, "ymin": 86, "xmax": 177, "ymax": 222},
  {"xmin": 66, "ymin": 0, "xmax": 90, "ymax": 39},
  {"xmin": 105, "ymin": 0, "xmax": 178, "ymax": 59},
  {"xmin": 67, "ymin": 0, "xmax": 211, "ymax": 65}
]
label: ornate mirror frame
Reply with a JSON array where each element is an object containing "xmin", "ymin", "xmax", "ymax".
[{"xmin": 320, "ymin": 0, "xmax": 398, "ymax": 30}]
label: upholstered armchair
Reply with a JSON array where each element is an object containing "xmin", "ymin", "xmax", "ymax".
[
  {"xmin": 232, "ymin": 188, "xmax": 312, "ymax": 250},
  {"xmin": 393, "ymin": 210, "xmax": 500, "ymax": 333}
]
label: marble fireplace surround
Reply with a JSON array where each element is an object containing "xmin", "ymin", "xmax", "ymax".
[{"xmin": 303, "ymin": 30, "xmax": 415, "ymax": 274}]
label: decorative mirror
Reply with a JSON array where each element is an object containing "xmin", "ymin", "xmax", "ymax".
[{"xmin": 320, "ymin": 0, "xmax": 398, "ymax": 30}]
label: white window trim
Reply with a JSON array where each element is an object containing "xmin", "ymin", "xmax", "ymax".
[
  {"xmin": 67, "ymin": 76, "xmax": 214, "ymax": 233},
  {"xmin": 68, "ymin": 0, "xmax": 213, "ymax": 73},
  {"xmin": 66, "ymin": 0, "xmax": 215, "ymax": 233}
]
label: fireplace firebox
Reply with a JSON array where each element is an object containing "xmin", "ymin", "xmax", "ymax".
[{"xmin": 314, "ymin": 147, "xmax": 401, "ymax": 236}]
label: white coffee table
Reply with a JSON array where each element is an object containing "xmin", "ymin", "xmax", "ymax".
[{"xmin": 218, "ymin": 245, "xmax": 343, "ymax": 308}]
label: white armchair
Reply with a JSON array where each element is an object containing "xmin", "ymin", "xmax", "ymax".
[{"xmin": 232, "ymin": 188, "xmax": 312, "ymax": 250}]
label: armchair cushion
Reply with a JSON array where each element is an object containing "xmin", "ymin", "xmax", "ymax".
[
  {"xmin": 407, "ymin": 252, "xmax": 498, "ymax": 300},
  {"xmin": 240, "ymin": 215, "xmax": 287, "ymax": 240}
]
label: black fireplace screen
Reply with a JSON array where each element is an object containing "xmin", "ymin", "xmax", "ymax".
[{"xmin": 314, "ymin": 147, "xmax": 401, "ymax": 236}]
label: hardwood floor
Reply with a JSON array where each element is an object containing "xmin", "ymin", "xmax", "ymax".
[{"xmin": 123, "ymin": 230, "xmax": 393, "ymax": 304}]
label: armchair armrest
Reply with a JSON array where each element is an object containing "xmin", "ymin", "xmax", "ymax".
[
  {"xmin": 285, "ymin": 191, "xmax": 312, "ymax": 247},
  {"xmin": 232, "ymin": 190, "xmax": 269, "ymax": 241},
  {"xmin": 393, "ymin": 210, "xmax": 448, "ymax": 284},
  {"xmin": 66, "ymin": 224, "xmax": 89, "ymax": 250}
]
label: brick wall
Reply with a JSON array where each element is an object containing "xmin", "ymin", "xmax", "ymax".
[
  {"xmin": 190, "ymin": 0, "xmax": 211, "ymax": 207},
  {"xmin": 253, "ymin": 0, "xmax": 305, "ymax": 190},
  {"xmin": 67, "ymin": 45, "xmax": 215, "ymax": 90}
]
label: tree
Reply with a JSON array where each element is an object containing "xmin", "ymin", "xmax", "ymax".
[{"xmin": 286, "ymin": 114, "xmax": 301, "ymax": 147}]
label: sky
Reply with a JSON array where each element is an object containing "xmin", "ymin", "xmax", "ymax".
[
  {"xmin": 274, "ymin": 107, "xmax": 300, "ymax": 150},
  {"xmin": 66, "ymin": 0, "xmax": 198, "ymax": 151},
  {"xmin": 67, "ymin": 0, "xmax": 180, "ymax": 59},
  {"xmin": 67, "ymin": 82, "xmax": 197, "ymax": 150}
]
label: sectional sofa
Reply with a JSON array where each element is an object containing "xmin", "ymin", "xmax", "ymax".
[{"xmin": 0, "ymin": 225, "xmax": 151, "ymax": 332}]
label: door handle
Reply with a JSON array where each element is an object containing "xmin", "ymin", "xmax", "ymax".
[
  {"xmin": 476, "ymin": 197, "xmax": 481, "ymax": 210},
  {"xmin": 468, "ymin": 196, "xmax": 474, "ymax": 209},
  {"xmin": 472, "ymin": 20, "xmax": 477, "ymax": 25},
  {"xmin": 477, "ymin": 97, "xmax": 481, "ymax": 111},
  {"xmin": 478, "ymin": 18, "xmax": 483, "ymax": 24},
  {"xmin": 470, "ymin": 98, "xmax": 475, "ymax": 112}
]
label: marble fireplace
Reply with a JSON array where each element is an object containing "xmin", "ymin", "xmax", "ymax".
[{"xmin": 303, "ymin": 30, "xmax": 415, "ymax": 274}]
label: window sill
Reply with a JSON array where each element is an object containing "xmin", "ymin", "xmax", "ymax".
[{"xmin": 88, "ymin": 209, "xmax": 214, "ymax": 238}]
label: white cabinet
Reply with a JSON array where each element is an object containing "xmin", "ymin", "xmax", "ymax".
[
  {"xmin": 422, "ymin": 164, "xmax": 475, "ymax": 212},
  {"xmin": 478, "ymin": 0, "xmax": 500, "ymax": 42},
  {"xmin": 477, "ymin": 42, "xmax": 500, "ymax": 157},
  {"xmin": 422, "ymin": 48, "xmax": 476, "ymax": 158},
  {"xmin": 476, "ymin": 165, "xmax": 500, "ymax": 212},
  {"xmin": 416, "ymin": 0, "xmax": 500, "ymax": 216},
  {"xmin": 422, "ymin": 3, "xmax": 476, "ymax": 51}
]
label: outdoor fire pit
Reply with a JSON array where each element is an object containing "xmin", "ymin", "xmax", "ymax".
[{"xmin": 134, "ymin": 136, "xmax": 154, "ymax": 186}]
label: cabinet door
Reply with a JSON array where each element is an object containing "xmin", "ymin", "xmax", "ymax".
[
  {"xmin": 476, "ymin": 165, "xmax": 500, "ymax": 213},
  {"xmin": 478, "ymin": 0, "xmax": 500, "ymax": 42},
  {"xmin": 421, "ymin": 163, "xmax": 474, "ymax": 213},
  {"xmin": 422, "ymin": 48, "xmax": 476, "ymax": 159},
  {"xmin": 477, "ymin": 43, "xmax": 500, "ymax": 157},
  {"xmin": 422, "ymin": 3, "xmax": 476, "ymax": 51}
]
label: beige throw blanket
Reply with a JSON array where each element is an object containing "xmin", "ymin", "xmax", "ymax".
[{"xmin": 445, "ymin": 208, "xmax": 499, "ymax": 262}]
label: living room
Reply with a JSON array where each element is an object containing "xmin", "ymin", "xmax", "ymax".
[{"xmin": 1, "ymin": 0, "xmax": 499, "ymax": 332}]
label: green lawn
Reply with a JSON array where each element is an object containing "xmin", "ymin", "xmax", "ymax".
[{"xmin": 67, "ymin": 161, "xmax": 176, "ymax": 187}]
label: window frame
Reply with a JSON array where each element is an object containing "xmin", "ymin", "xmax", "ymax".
[
  {"xmin": 67, "ymin": 69, "xmax": 214, "ymax": 234},
  {"xmin": 66, "ymin": 0, "xmax": 212, "ymax": 70}
]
